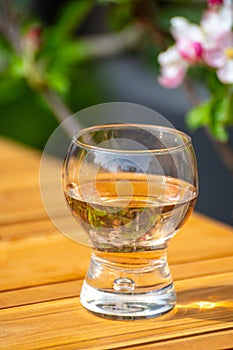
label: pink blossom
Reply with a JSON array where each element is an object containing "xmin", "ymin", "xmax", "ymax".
[
  {"xmin": 203, "ymin": 31, "xmax": 233, "ymax": 83},
  {"xmin": 176, "ymin": 38, "xmax": 203, "ymax": 63},
  {"xmin": 157, "ymin": 1, "xmax": 233, "ymax": 88},
  {"xmin": 170, "ymin": 17, "xmax": 205, "ymax": 63},
  {"xmin": 217, "ymin": 60, "xmax": 233, "ymax": 83},
  {"xmin": 158, "ymin": 46, "xmax": 188, "ymax": 88},
  {"xmin": 208, "ymin": 0, "xmax": 223, "ymax": 6},
  {"xmin": 171, "ymin": 17, "xmax": 205, "ymax": 42},
  {"xmin": 201, "ymin": 2, "xmax": 233, "ymax": 48}
]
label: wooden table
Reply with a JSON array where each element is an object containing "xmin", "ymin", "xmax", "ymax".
[{"xmin": 0, "ymin": 137, "xmax": 233, "ymax": 350}]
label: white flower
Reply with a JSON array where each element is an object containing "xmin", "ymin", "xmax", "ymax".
[
  {"xmin": 203, "ymin": 31, "xmax": 233, "ymax": 83},
  {"xmin": 157, "ymin": 0, "xmax": 233, "ymax": 88},
  {"xmin": 171, "ymin": 17, "xmax": 205, "ymax": 63},
  {"xmin": 201, "ymin": 2, "xmax": 233, "ymax": 48},
  {"xmin": 171, "ymin": 17, "xmax": 205, "ymax": 43},
  {"xmin": 158, "ymin": 46, "xmax": 188, "ymax": 88}
]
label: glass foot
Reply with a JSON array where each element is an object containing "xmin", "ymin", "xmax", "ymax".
[
  {"xmin": 80, "ymin": 281, "xmax": 176, "ymax": 320},
  {"xmin": 80, "ymin": 250, "xmax": 176, "ymax": 319}
]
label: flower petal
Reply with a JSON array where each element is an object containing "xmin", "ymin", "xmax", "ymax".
[
  {"xmin": 201, "ymin": 4, "xmax": 233, "ymax": 43},
  {"xmin": 177, "ymin": 38, "xmax": 203, "ymax": 63},
  {"xmin": 217, "ymin": 60, "xmax": 233, "ymax": 83},
  {"xmin": 158, "ymin": 46, "xmax": 181, "ymax": 65},
  {"xmin": 203, "ymin": 48, "xmax": 227, "ymax": 67},
  {"xmin": 217, "ymin": 31, "xmax": 233, "ymax": 50},
  {"xmin": 158, "ymin": 64, "xmax": 187, "ymax": 89},
  {"xmin": 208, "ymin": 0, "xmax": 223, "ymax": 5},
  {"xmin": 171, "ymin": 16, "xmax": 205, "ymax": 43}
]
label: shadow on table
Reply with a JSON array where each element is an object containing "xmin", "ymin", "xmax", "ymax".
[{"xmin": 175, "ymin": 285, "xmax": 233, "ymax": 323}]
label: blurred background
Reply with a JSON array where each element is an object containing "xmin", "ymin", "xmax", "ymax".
[{"xmin": 0, "ymin": 0, "xmax": 232, "ymax": 225}]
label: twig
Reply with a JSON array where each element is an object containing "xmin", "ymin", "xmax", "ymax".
[
  {"xmin": 0, "ymin": 0, "xmax": 21, "ymax": 54},
  {"xmin": 41, "ymin": 89, "xmax": 82, "ymax": 137},
  {"xmin": 182, "ymin": 79, "xmax": 202, "ymax": 107},
  {"xmin": 134, "ymin": 0, "xmax": 169, "ymax": 50},
  {"xmin": 82, "ymin": 24, "xmax": 144, "ymax": 59},
  {"xmin": 0, "ymin": 0, "xmax": 82, "ymax": 137}
]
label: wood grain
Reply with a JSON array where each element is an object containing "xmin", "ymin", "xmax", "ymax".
[
  {"xmin": 0, "ymin": 137, "xmax": 233, "ymax": 350},
  {"xmin": 0, "ymin": 272, "xmax": 232, "ymax": 350}
]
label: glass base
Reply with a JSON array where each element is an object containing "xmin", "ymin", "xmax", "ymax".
[
  {"xmin": 80, "ymin": 281, "xmax": 176, "ymax": 320},
  {"xmin": 80, "ymin": 249, "xmax": 176, "ymax": 320}
]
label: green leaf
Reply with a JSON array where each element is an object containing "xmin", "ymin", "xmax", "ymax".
[
  {"xmin": 46, "ymin": 71, "xmax": 70, "ymax": 94},
  {"xmin": 88, "ymin": 210, "xmax": 95, "ymax": 226},
  {"xmin": 55, "ymin": 41, "xmax": 89, "ymax": 66},
  {"xmin": 9, "ymin": 55, "xmax": 25, "ymax": 78},
  {"xmin": 209, "ymin": 93, "xmax": 232, "ymax": 142},
  {"xmin": 206, "ymin": 69, "xmax": 224, "ymax": 93},
  {"xmin": 54, "ymin": 1, "xmax": 94, "ymax": 41},
  {"xmin": 107, "ymin": 1, "xmax": 134, "ymax": 31},
  {"xmin": 211, "ymin": 123, "xmax": 228, "ymax": 142},
  {"xmin": 0, "ymin": 78, "xmax": 27, "ymax": 104},
  {"xmin": 186, "ymin": 101, "xmax": 211, "ymax": 131},
  {"xmin": 212, "ymin": 95, "xmax": 229, "ymax": 123},
  {"xmin": 227, "ymin": 92, "xmax": 233, "ymax": 124},
  {"xmin": 94, "ymin": 209, "xmax": 107, "ymax": 217}
]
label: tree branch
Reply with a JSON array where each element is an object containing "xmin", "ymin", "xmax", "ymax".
[
  {"xmin": 82, "ymin": 24, "xmax": 144, "ymax": 59},
  {"xmin": 0, "ymin": 0, "xmax": 82, "ymax": 137},
  {"xmin": 40, "ymin": 89, "xmax": 82, "ymax": 137},
  {"xmin": 0, "ymin": 0, "xmax": 21, "ymax": 54}
]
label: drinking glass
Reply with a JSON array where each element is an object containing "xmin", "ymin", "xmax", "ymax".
[{"xmin": 62, "ymin": 123, "xmax": 198, "ymax": 319}]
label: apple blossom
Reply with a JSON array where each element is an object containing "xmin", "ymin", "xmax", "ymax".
[
  {"xmin": 176, "ymin": 38, "xmax": 203, "ymax": 63},
  {"xmin": 204, "ymin": 31, "xmax": 233, "ymax": 83},
  {"xmin": 157, "ymin": 46, "xmax": 188, "ymax": 88},
  {"xmin": 170, "ymin": 17, "xmax": 205, "ymax": 63},
  {"xmin": 171, "ymin": 17, "xmax": 205, "ymax": 43},
  {"xmin": 157, "ymin": 0, "xmax": 233, "ymax": 88},
  {"xmin": 208, "ymin": 0, "xmax": 223, "ymax": 6},
  {"xmin": 201, "ymin": 1, "xmax": 233, "ymax": 48}
]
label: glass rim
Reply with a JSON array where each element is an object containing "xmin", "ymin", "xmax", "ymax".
[{"xmin": 73, "ymin": 123, "xmax": 192, "ymax": 154}]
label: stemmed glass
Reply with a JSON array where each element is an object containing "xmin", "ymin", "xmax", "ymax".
[{"xmin": 62, "ymin": 123, "xmax": 198, "ymax": 319}]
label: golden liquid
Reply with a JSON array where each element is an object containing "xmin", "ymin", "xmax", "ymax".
[{"xmin": 65, "ymin": 174, "xmax": 197, "ymax": 252}]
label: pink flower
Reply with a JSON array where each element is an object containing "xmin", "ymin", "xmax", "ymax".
[
  {"xmin": 176, "ymin": 38, "xmax": 203, "ymax": 63},
  {"xmin": 158, "ymin": 46, "xmax": 188, "ymax": 88},
  {"xmin": 157, "ymin": 1, "xmax": 233, "ymax": 88},
  {"xmin": 170, "ymin": 17, "xmax": 205, "ymax": 63},
  {"xmin": 203, "ymin": 31, "xmax": 233, "ymax": 83},
  {"xmin": 171, "ymin": 17, "xmax": 205, "ymax": 43},
  {"xmin": 208, "ymin": 0, "xmax": 223, "ymax": 6},
  {"xmin": 201, "ymin": 2, "xmax": 233, "ymax": 48}
]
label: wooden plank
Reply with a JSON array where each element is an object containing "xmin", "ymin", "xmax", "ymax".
[
  {"xmin": 169, "ymin": 213, "xmax": 233, "ymax": 264},
  {"xmin": 119, "ymin": 330, "xmax": 233, "ymax": 350},
  {"xmin": 0, "ymin": 218, "xmax": 58, "ymax": 242},
  {"xmin": 0, "ymin": 273, "xmax": 232, "ymax": 350},
  {"xmin": 0, "ymin": 235, "xmax": 91, "ymax": 292},
  {"xmin": 0, "ymin": 216, "xmax": 232, "ymax": 292},
  {"xmin": 0, "ymin": 137, "xmax": 40, "ymax": 161},
  {"xmin": 0, "ymin": 138, "xmax": 48, "ymax": 224},
  {"xmin": 170, "ymin": 255, "xmax": 233, "ymax": 280},
  {"xmin": 0, "ymin": 280, "xmax": 83, "ymax": 309},
  {"xmin": 1, "ymin": 256, "xmax": 233, "ymax": 310},
  {"xmin": 0, "ymin": 185, "xmax": 47, "ymax": 225},
  {"xmin": 0, "ymin": 258, "xmax": 233, "ymax": 309}
]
